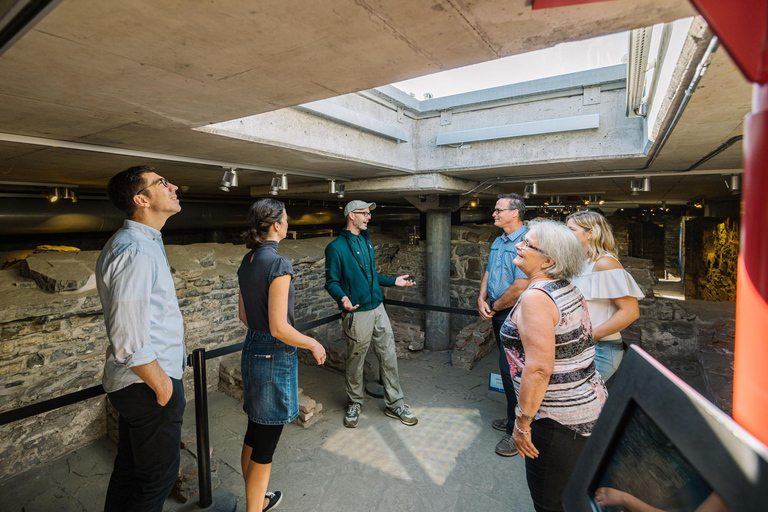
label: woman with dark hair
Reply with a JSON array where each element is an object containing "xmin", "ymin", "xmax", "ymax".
[{"xmin": 237, "ymin": 198, "xmax": 326, "ymax": 512}]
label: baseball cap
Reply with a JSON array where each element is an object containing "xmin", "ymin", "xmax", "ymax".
[{"xmin": 344, "ymin": 200, "xmax": 377, "ymax": 217}]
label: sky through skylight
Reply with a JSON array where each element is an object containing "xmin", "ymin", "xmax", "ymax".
[{"xmin": 392, "ymin": 32, "xmax": 629, "ymax": 100}]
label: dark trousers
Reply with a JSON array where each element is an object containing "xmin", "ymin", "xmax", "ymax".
[
  {"xmin": 525, "ymin": 418, "xmax": 588, "ymax": 512},
  {"xmin": 104, "ymin": 378, "xmax": 185, "ymax": 512},
  {"xmin": 492, "ymin": 309, "xmax": 518, "ymax": 435}
]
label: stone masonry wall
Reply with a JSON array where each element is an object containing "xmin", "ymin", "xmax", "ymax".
[
  {"xmin": 0, "ymin": 243, "xmax": 251, "ymax": 481},
  {"xmin": 684, "ymin": 218, "xmax": 739, "ymax": 301},
  {"xmin": 0, "ymin": 235, "xmax": 404, "ymax": 481}
]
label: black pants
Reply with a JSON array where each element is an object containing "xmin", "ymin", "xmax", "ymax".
[
  {"xmin": 104, "ymin": 378, "xmax": 185, "ymax": 512},
  {"xmin": 492, "ymin": 309, "xmax": 518, "ymax": 436},
  {"xmin": 525, "ymin": 418, "xmax": 588, "ymax": 512}
]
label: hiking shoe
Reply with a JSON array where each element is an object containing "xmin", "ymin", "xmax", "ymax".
[
  {"xmin": 492, "ymin": 418, "xmax": 508, "ymax": 432},
  {"xmin": 385, "ymin": 404, "xmax": 418, "ymax": 426},
  {"xmin": 495, "ymin": 434, "xmax": 518, "ymax": 457},
  {"xmin": 344, "ymin": 402, "xmax": 361, "ymax": 428},
  {"xmin": 263, "ymin": 490, "xmax": 283, "ymax": 511}
]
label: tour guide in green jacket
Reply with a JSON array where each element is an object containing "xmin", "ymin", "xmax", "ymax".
[{"xmin": 325, "ymin": 199, "xmax": 419, "ymax": 428}]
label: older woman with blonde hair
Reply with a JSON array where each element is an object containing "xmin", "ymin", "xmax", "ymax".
[
  {"xmin": 502, "ymin": 219, "xmax": 607, "ymax": 512},
  {"xmin": 566, "ymin": 210, "xmax": 644, "ymax": 382}
]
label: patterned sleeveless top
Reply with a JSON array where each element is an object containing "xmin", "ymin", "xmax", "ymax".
[{"xmin": 500, "ymin": 279, "xmax": 607, "ymax": 436}]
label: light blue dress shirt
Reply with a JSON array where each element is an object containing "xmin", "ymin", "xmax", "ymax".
[
  {"xmin": 96, "ymin": 220, "xmax": 186, "ymax": 393},
  {"xmin": 486, "ymin": 225, "xmax": 528, "ymax": 302}
]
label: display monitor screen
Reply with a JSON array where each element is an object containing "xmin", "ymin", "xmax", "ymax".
[{"xmin": 591, "ymin": 403, "xmax": 725, "ymax": 512}]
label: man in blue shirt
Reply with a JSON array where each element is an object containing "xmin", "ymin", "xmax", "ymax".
[
  {"xmin": 96, "ymin": 165, "xmax": 186, "ymax": 512},
  {"xmin": 477, "ymin": 193, "xmax": 529, "ymax": 457}
]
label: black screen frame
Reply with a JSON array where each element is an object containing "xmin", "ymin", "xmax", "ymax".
[{"xmin": 563, "ymin": 345, "xmax": 768, "ymax": 511}]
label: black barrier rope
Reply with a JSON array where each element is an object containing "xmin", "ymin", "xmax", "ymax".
[{"xmin": 0, "ymin": 302, "xmax": 474, "ymax": 426}]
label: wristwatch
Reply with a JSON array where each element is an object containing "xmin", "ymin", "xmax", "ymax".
[
  {"xmin": 489, "ymin": 300, "xmax": 497, "ymax": 312},
  {"xmin": 515, "ymin": 405, "xmax": 535, "ymax": 422}
]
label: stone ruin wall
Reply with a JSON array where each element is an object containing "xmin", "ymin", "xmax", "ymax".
[
  {"xmin": 684, "ymin": 217, "xmax": 739, "ymax": 301},
  {"xmin": 0, "ymin": 219, "xmax": 738, "ymax": 481}
]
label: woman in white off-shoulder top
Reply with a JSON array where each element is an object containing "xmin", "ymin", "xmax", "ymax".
[{"xmin": 566, "ymin": 210, "xmax": 644, "ymax": 382}]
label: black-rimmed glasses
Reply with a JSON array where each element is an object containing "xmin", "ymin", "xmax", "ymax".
[
  {"xmin": 493, "ymin": 207, "xmax": 515, "ymax": 214},
  {"xmin": 352, "ymin": 211, "xmax": 372, "ymax": 218},
  {"xmin": 137, "ymin": 177, "xmax": 169, "ymax": 195}
]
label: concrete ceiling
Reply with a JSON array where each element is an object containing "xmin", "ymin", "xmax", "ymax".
[{"xmin": 0, "ymin": 0, "xmax": 749, "ymax": 208}]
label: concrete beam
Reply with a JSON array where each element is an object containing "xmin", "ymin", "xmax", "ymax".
[
  {"xmin": 250, "ymin": 172, "xmax": 505, "ymax": 198},
  {"xmin": 435, "ymin": 114, "xmax": 600, "ymax": 146},
  {"xmin": 298, "ymin": 100, "xmax": 409, "ymax": 143}
]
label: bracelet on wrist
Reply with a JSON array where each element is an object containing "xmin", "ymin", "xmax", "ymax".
[{"xmin": 514, "ymin": 419, "xmax": 531, "ymax": 436}]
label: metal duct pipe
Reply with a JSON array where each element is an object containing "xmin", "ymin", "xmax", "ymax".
[{"xmin": 0, "ymin": 199, "xmax": 496, "ymax": 235}]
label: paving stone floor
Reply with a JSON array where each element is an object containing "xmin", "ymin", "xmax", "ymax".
[{"xmin": 2, "ymin": 349, "xmax": 535, "ymax": 512}]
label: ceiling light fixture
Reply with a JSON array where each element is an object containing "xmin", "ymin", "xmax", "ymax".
[
  {"xmin": 531, "ymin": 182, "xmax": 538, "ymax": 195},
  {"xmin": 642, "ymin": 177, "xmax": 651, "ymax": 192},
  {"xmin": 728, "ymin": 175, "xmax": 740, "ymax": 194},
  {"xmin": 47, "ymin": 187, "xmax": 60, "ymax": 202},
  {"xmin": 523, "ymin": 184, "xmax": 533, "ymax": 199},
  {"xmin": 269, "ymin": 177, "xmax": 281, "ymax": 196},
  {"xmin": 336, "ymin": 183, "xmax": 345, "ymax": 199},
  {"xmin": 280, "ymin": 174, "xmax": 288, "ymax": 191},
  {"xmin": 219, "ymin": 168, "xmax": 238, "ymax": 192},
  {"xmin": 328, "ymin": 180, "xmax": 336, "ymax": 194},
  {"xmin": 630, "ymin": 180, "xmax": 641, "ymax": 196}
]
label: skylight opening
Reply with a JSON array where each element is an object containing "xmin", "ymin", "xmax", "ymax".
[{"xmin": 392, "ymin": 32, "xmax": 629, "ymax": 100}]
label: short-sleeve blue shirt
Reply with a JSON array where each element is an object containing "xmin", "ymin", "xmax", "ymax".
[{"xmin": 486, "ymin": 225, "xmax": 528, "ymax": 301}]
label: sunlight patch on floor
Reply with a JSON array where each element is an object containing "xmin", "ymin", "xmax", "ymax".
[
  {"xmin": 321, "ymin": 424, "xmax": 412, "ymax": 481},
  {"xmin": 393, "ymin": 407, "xmax": 483, "ymax": 486}
]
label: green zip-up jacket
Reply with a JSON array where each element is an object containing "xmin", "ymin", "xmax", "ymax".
[{"xmin": 324, "ymin": 228, "xmax": 396, "ymax": 312}]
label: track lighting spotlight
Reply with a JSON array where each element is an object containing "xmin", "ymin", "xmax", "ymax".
[
  {"xmin": 219, "ymin": 168, "xmax": 238, "ymax": 192},
  {"xmin": 336, "ymin": 183, "xmax": 345, "ymax": 199},
  {"xmin": 728, "ymin": 175, "xmax": 740, "ymax": 194},
  {"xmin": 598, "ymin": 196, "xmax": 605, "ymax": 205},
  {"xmin": 280, "ymin": 174, "xmax": 288, "ymax": 191},
  {"xmin": 523, "ymin": 184, "xmax": 533, "ymax": 199},
  {"xmin": 531, "ymin": 182, "xmax": 538, "ymax": 195},
  {"xmin": 269, "ymin": 177, "xmax": 281, "ymax": 196},
  {"xmin": 328, "ymin": 180, "xmax": 336, "ymax": 194},
  {"xmin": 70, "ymin": 191, "xmax": 78, "ymax": 203},
  {"xmin": 642, "ymin": 177, "xmax": 651, "ymax": 192},
  {"xmin": 630, "ymin": 180, "xmax": 641, "ymax": 196},
  {"xmin": 48, "ymin": 187, "xmax": 60, "ymax": 202}
]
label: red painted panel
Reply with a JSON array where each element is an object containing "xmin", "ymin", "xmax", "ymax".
[
  {"xmin": 532, "ymin": 0, "xmax": 615, "ymax": 10},
  {"xmin": 690, "ymin": 0, "xmax": 768, "ymax": 84},
  {"xmin": 734, "ymin": 83, "xmax": 768, "ymax": 446}
]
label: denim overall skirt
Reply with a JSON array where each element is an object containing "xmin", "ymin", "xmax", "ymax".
[{"xmin": 241, "ymin": 329, "xmax": 299, "ymax": 425}]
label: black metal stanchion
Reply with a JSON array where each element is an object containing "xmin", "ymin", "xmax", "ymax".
[{"xmin": 186, "ymin": 348, "xmax": 237, "ymax": 511}]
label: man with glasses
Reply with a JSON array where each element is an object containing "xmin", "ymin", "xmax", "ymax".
[
  {"xmin": 478, "ymin": 193, "xmax": 529, "ymax": 457},
  {"xmin": 95, "ymin": 165, "xmax": 186, "ymax": 511},
  {"xmin": 325, "ymin": 200, "xmax": 418, "ymax": 428}
]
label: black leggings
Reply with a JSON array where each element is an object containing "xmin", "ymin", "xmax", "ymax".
[
  {"xmin": 525, "ymin": 418, "xmax": 588, "ymax": 512},
  {"xmin": 244, "ymin": 420, "xmax": 284, "ymax": 464}
]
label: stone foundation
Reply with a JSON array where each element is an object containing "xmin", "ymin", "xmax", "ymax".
[
  {"xmin": 451, "ymin": 320, "xmax": 494, "ymax": 371},
  {"xmin": 0, "ymin": 222, "xmax": 737, "ymax": 481}
]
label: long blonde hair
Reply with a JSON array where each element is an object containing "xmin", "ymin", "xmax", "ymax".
[{"xmin": 566, "ymin": 210, "xmax": 617, "ymax": 263}]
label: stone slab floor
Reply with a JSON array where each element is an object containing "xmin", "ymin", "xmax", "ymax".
[{"xmin": 1, "ymin": 350, "xmax": 535, "ymax": 512}]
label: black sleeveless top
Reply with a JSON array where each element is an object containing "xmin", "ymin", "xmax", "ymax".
[{"xmin": 237, "ymin": 241, "xmax": 295, "ymax": 332}]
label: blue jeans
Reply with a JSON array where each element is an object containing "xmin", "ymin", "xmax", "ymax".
[
  {"xmin": 595, "ymin": 338, "xmax": 624, "ymax": 382},
  {"xmin": 492, "ymin": 309, "xmax": 518, "ymax": 435},
  {"xmin": 242, "ymin": 329, "xmax": 299, "ymax": 425}
]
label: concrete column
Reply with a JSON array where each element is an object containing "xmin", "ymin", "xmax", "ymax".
[{"xmin": 425, "ymin": 210, "xmax": 452, "ymax": 351}]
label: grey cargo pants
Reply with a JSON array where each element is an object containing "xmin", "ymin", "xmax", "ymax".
[{"xmin": 342, "ymin": 303, "xmax": 405, "ymax": 410}]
